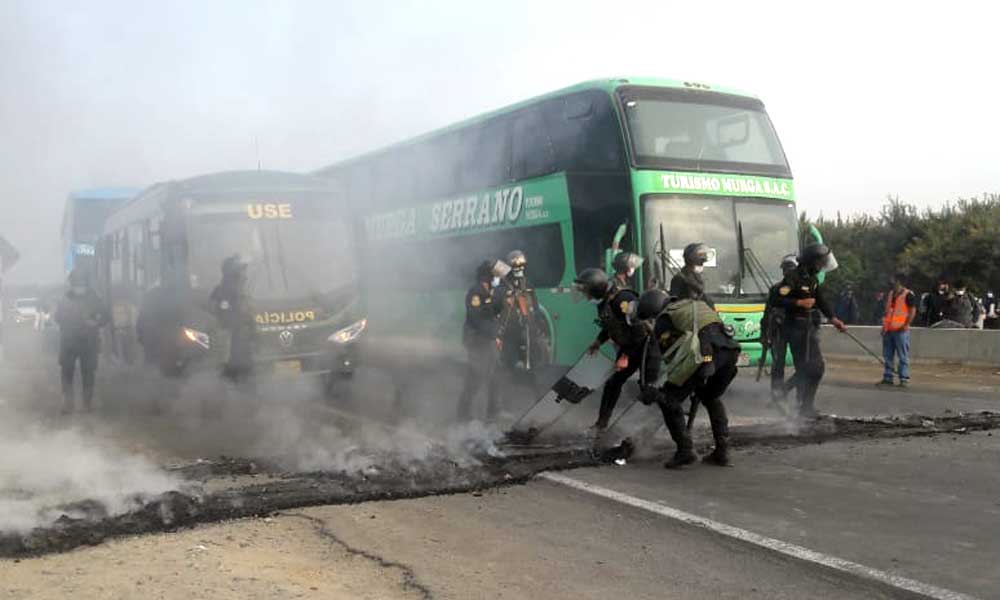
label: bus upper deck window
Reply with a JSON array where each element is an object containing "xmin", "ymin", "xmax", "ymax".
[{"xmin": 564, "ymin": 97, "xmax": 593, "ymax": 120}]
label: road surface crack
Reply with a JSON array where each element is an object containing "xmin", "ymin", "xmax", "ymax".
[{"xmin": 283, "ymin": 512, "xmax": 433, "ymax": 600}]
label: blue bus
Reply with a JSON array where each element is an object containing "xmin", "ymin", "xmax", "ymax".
[{"xmin": 61, "ymin": 188, "xmax": 140, "ymax": 278}]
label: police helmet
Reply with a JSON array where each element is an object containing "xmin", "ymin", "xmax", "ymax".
[
  {"xmin": 780, "ymin": 254, "xmax": 798, "ymax": 274},
  {"xmin": 506, "ymin": 250, "xmax": 527, "ymax": 270},
  {"xmin": 475, "ymin": 260, "xmax": 495, "ymax": 282},
  {"xmin": 799, "ymin": 243, "xmax": 837, "ymax": 272},
  {"xmin": 572, "ymin": 268, "xmax": 609, "ymax": 300},
  {"xmin": 221, "ymin": 254, "xmax": 249, "ymax": 277},
  {"xmin": 612, "ymin": 252, "xmax": 644, "ymax": 275},
  {"xmin": 636, "ymin": 288, "xmax": 670, "ymax": 321},
  {"xmin": 683, "ymin": 243, "xmax": 710, "ymax": 266}
]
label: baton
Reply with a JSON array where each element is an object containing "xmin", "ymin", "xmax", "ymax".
[{"xmin": 838, "ymin": 326, "xmax": 899, "ymax": 375}]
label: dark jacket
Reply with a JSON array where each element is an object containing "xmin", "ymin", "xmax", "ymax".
[
  {"xmin": 945, "ymin": 294, "xmax": 975, "ymax": 328},
  {"xmin": 770, "ymin": 266, "xmax": 834, "ymax": 323},
  {"xmin": 463, "ymin": 282, "xmax": 503, "ymax": 346},
  {"xmin": 834, "ymin": 291, "xmax": 860, "ymax": 324},
  {"xmin": 55, "ymin": 289, "xmax": 110, "ymax": 345},
  {"xmin": 595, "ymin": 287, "xmax": 645, "ymax": 349},
  {"xmin": 669, "ymin": 267, "xmax": 715, "ymax": 309}
]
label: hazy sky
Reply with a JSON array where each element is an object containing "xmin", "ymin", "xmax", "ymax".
[{"xmin": 1, "ymin": 0, "xmax": 996, "ymax": 283}]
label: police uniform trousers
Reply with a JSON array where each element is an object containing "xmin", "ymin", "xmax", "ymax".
[
  {"xmin": 658, "ymin": 346, "xmax": 738, "ymax": 452},
  {"xmin": 769, "ymin": 325, "xmax": 790, "ymax": 397},
  {"xmin": 784, "ymin": 316, "xmax": 825, "ymax": 412},
  {"xmin": 458, "ymin": 338, "xmax": 501, "ymax": 420},
  {"xmin": 596, "ymin": 344, "xmax": 645, "ymax": 428},
  {"xmin": 59, "ymin": 336, "xmax": 99, "ymax": 408}
]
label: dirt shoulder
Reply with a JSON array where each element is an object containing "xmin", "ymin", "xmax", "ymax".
[
  {"xmin": 821, "ymin": 357, "xmax": 1000, "ymax": 397},
  {"xmin": 0, "ymin": 514, "xmax": 424, "ymax": 600}
]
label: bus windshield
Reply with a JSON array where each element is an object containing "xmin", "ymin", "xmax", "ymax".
[
  {"xmin": 620, "ymin": 89, "xmax": 789, "ymax": 175},
  {"xmin": 643, "ymin": 196, "xmax": 798, "ymax": 298},
  {"xmin": 187, "ymin": 218, "xmax": 355, "ymax": 301}
]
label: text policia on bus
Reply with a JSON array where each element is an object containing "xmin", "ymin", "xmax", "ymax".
[
  {"xmin": 95, "ymin": 170, "xmax": 366, "ymax": 388},
  {"xmin": 315, "ymin": 78, "xmax": 798, "ymax": 370}
]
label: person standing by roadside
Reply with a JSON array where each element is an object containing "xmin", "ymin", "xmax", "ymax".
[
  {"xmin": 55, "ymin": 268, "xmax": 110, "ymax": 413},
  {"xmin": 926, "ymin": 279, "xmax": 950, "ymax": 326},
  {"xmin": 945, "ymin": 280, "xmax": 976, "ymax": 328},
  {"xmin": 834, "ymin": 286, "xmax": 860, "ymax": 325},
  {"xmin": 878, "ymin": 273, "xmax": 917, "ymax": 388}
]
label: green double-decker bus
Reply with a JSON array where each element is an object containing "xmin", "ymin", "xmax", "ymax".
[{"xmin": 316, "ymin": 77, "xmax": 797, "ymax": 371}]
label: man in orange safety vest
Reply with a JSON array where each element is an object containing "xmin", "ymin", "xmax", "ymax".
[{"xmin": 878, "ymin": 273, "xmax": 917, "ymax": 387}]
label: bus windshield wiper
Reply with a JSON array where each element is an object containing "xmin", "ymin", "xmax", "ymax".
[
  {"xmin": 737, "ymin": 220, "xmax": 773, "ymax": 296},
  {"xmin": 274, "ymin": 221, "xmax": 291, "ymax": 293},
  {"xmin": 653, "ymin": 222, "xmax": 682, "ymax": 289}
]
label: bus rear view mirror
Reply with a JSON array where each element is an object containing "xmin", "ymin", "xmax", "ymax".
[{"xmin": 717, "ymin": 113, "xmax": 750, "ymax": 148}]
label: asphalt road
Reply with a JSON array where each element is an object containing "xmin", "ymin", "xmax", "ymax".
[{"xmin": 2, "ymin": 350, "xmax": 999, "ymax": 599}]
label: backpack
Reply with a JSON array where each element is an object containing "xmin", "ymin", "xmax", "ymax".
[{"xmin": 660, "ymin": 299, "xmax": 706, "ymax": 385}]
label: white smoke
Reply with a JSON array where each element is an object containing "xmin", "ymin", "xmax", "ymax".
[{"xmin": 0, "ymin": 419, "xmax": 180, "ymax": 533}]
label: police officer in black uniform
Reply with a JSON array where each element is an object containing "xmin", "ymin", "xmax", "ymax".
[
  {"xmin": 574, "ymin": 254, "xmax": 647, "ymax": 431},
  {"xmin": 669, "ymin": 242, "xmax": 716, "ymax": 308},
  {"xmin": 499, "ymin": 249, "xmax": 549, "ymax": 372},
  {"xmin": 637, "ymin": 288, "xmax": 740, "ymax": 468},
  {"xmin": 211, "ymin": 254, "xmax": 256, "ymax": 383},
  {"xmin": 761, "ymin": 254, "xmax": 799, "ymax": 402},
  {"xmin": 775, "ymin": 244, "xmax": 847, "ymax": 418},
  {"xmin": 55, "ymin": 268, "xmax": 110, "ymax": 414},
  {"xmin": 457, "ymin": 259, "xmax": 508, "ymax": 420}
]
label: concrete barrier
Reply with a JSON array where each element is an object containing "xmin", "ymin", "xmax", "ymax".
[{"xmin": 820, "ymin": 325, "xmax": 1000, "ymax": 367}]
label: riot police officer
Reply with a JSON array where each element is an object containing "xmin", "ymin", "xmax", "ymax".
[
  {"xmin": 210, "ymin": 254, "xmax": 256, "ymax": 382},
  {"xmin": 761, "ymin": 254, "xmax": 799, "ymax": 402},
  {"xmin": 457, "ymin": 259, "xmax": 508, "ymax": 420},
  {"xmin": 637, "ymin": 288, "xmax": 740, "ymax": 468},
  {"xmin": 669, "ymin": 242, "xmax": 716, "ymax": 308},
  {"xmin": 55, "ymin": 268, "xmax": 110, "ymax": 413},
  {"xmin": 499, "ymin": 249, "xmax": 548, "ymax": 372},
  {"xmin": 574, "ymin": 261, "xmax": 647, "ymax": 431},
  {"xmin": 775, "ymin": 244, "xmax": 847, "ymax": 418}
]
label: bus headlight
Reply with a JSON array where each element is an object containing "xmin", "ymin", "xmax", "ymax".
[
  {"xmin": 182, "ymin": 327, "xmax": 211, "ymax": 350},
  {"xmin": 329, "ymin": 319, "xmax": 367, "ymax": 344}
]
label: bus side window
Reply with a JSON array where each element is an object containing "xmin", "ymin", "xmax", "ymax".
[
  {"xmin": 148, "ymin": 219, "xmax": 162, "ymax": 287},
  {"xmin": 511, "ymin": 108, "xmax": 555, "ymax": 181},
  {"xmin": 460, "ymin": 118, "xmax": 509, "ymax": 193},
  {"xmin": 419, "ymin": 133, "xmax": 462, "ymax": 201},
  {"xmin": 543, "ymin": 91, "xmax": 624, "ymax": 172},
  {"xmin": 369, "ymin": 223, "xmax": 565, "ymax": 293}
]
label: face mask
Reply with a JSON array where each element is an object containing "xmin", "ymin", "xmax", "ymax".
[
  {"xmin": 491, "ymin": 276, "xmax": 501, "ymax": 288},
  {"xmin": 938, "ymin": 287, "xmax": 946, "ymax": 294},
  {"xmin": 693, "ymin": 265, "xmax": 705, "ymax": 274},
  {"xmin": 589, "ymin": 297, "xmax": 601, "ymax": 305},
  {"xmin": 956, "ymin": 290, "xmax": 966, "ymax": 296},
  {"xmin": 626, "ymin": 268, "xmax": 635, "ymax": 278}
]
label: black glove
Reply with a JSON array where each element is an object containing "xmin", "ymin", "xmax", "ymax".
[{"xmin": 638, "ymin": 385, "xmax": 662, "ymax": 406}]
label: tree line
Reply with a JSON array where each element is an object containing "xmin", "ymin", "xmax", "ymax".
[{"xmin": 800, "ymin": 194, "xmax": 1000, "ymax": 324}]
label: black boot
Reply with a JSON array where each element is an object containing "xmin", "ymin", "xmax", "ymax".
[
  {"xmin": 702, "ymin": 437, "xmax": 731, "ymax": 466},
  {"xmin": 702, "ymin": 400, "xmax": 732, "ymax": 466},
  {"xmin": 662, "ymin": 407, "xmax": 697, "ymax": 469}
]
